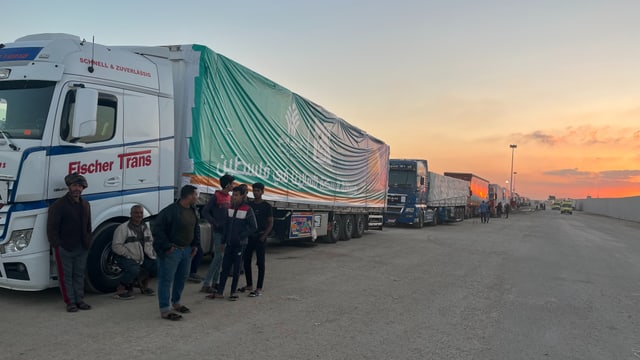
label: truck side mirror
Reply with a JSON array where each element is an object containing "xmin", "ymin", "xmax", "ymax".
[{"xmin": 71, "ymin": 88, "xmax": 98, "ymax": 139}]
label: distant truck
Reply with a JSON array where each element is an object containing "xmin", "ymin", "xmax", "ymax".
[
  {"xmin": 560, "ymin": 200, "xmax": 574, "ymax": 214},
  {"xmin": 426, "ymin": 172, "xmax": 468, "ymax": 223},
  {"xmin": 385, "ymin": 159, "xmax": 467, "ymax": 227},
  {"xmin": 385, "ymin": 159, "xmax": 429, "ymax": 227},
  {"xmin": 443, "ymin": 172, "xmax": 490, "ymax": 218},
  {"xmin": 0, "ymin": 34, "xmax": 389, "ymax": 292},
  {"xmin": 488, "ymin": 183, "xmax": 508, "ymax": 217}
]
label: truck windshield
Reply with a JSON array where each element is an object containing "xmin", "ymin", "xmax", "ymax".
[
  {"xmin": 0, "ymin": 80, "xmax": 55, "ymax": 140},
  {"xmin": 389, "ymin": 170, "xmax": 414, "ymax": 188}
]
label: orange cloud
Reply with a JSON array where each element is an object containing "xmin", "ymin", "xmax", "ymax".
[{"xmin": 517, "ymin": 124, "xmax": 638, "ymax": 147}]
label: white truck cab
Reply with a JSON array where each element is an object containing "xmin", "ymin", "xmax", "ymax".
[{"xmin": 0, "ymin": 34, "xmax": 174, "ymax": 291}]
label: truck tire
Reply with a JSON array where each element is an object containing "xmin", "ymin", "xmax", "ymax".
[
  {"xmin": 352, "ymin": 214, "xmax": 365, "ymax": 238},
  {"xmin": 86, "ymin": 222, "xmax": 122, "ymax": 293},
  {"xmin": 340, "ymin": 215, "xmax": 354, "ymax": 241},
  {"xmin": 325, "ymin": 215, "xmax": 341, "ymax": 243}
]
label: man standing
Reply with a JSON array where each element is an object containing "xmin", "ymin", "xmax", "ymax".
[
  {"xmin": 479, "ymin": 201, "xmax": 489, "ymax": 224},
  {"xmin": 200, "ymin": 174, "xmax": 235, "ymax": 293},
  {"xmin": 111, "ymin": 205, "xmax": 157, "ymax": 299},
  {"xmin": 152, "ymin": 185, "xmax": 200, "ymax": 321},
  {"xmin": 240, "ymin": 182, "xmax": 273, "ymax": 297},
  {"xmin": 207, "ymin": 185, "xmax": 256, "ymax": 301},
  {"xmin": 47, "ymin": 173, "xmax": 92, "ymax": 312}
]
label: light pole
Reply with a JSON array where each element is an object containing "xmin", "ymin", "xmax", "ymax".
[
  {"xmin": 509, "ymin": 144, "xmax": 517, "ymax": 204},
  {"xmin": 512, "ymin": 171, "xmax": 517, "ymax": 193}
]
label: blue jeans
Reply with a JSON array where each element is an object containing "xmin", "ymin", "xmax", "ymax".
[
  {"xmin": 156, "ymin": 247, "xmax": 191, "ymax": 313},
  {"xmin": 116, "ymin": 255, "xmax": 158, "ymax": 285},
  {"xmin": 203, "ymin": 232, "xmax": 224, "ymax": 287},
  {"xmin": 115, "ymin": 255, "xmax": 141, "ymax": 285}
]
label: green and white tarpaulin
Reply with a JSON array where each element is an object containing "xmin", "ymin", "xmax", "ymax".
[{"xmin": 179, "ymin": 45, "xmax": 389, "ymax": 208}]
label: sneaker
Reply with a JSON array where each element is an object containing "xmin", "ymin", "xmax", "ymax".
[
  {"xmin": 112, "ymin": 292, "xmax": 135, "ymax": 300},
  {"xmin": 248, "ymin": 290, "xmax": 262, "ymax": 297},
  {"xmin": 187, "ymin": 273, "xmax": 203, "ymax": 283}
]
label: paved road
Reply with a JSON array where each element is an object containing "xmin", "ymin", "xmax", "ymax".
[{"xmin": 2, "ymin": 210, "xmax": 640, "ymax": 359}]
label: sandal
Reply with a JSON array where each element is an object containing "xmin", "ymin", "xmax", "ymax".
[
  {"xmin": 228, "ymin": 294, "xmax": 239, "ymax": 301},
  {"xmin": 205, "ymin": 293, "xmax": 224, "ymax": 300},
  {"xmin": 173, "ymin": 305, "xmax": 191, "ymax": 313},
  {"xmin": 237, "ymin": 286, "xmax": 252, "ymax": 293},
  {"xmin": 161, "ymin": 312, "xmax": 182, "ymax": 321},
  {"xmin": 66, "ymin": 303, "xmax": 78, "ymax": 312},
  {"xmin": 142, "ymin": 288, "xmax": 155, "ymax": 296},
  {"xmin": 200, "ymin": 285, "xmax": 214, "ymax": 293},
  {"xmin": 248, "ymin": 290, "xmax": 262, "ymax": 297},
  {"xmin": 76, "ymin": 301, "xmax": 92, "ymax": 310},
  {"xmin": 113, "ymin": 292, "xmax": 135, "ymax": 300}
]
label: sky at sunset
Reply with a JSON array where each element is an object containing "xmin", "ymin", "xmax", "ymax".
[{"xmin": 4, "ymin": 0, "xmax": 640, "ymax": 200}]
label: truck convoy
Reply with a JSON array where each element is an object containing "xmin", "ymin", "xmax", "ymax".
[
  {"xmin": 0, "ymin": 34, "xmax": 389, "ymax": 292},
  {"xmin": 385, "ymin": 159, "xmax": 467, "ymax": 227}
]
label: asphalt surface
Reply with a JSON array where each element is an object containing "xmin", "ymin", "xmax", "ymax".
[{"xmin": 2, "ymin": 209, "xmax": 640, "ymax": 359}]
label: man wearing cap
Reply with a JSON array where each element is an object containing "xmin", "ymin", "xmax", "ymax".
[{"xmin": 47, "ymin": 172, "xmax": 93, "ymax": 312}]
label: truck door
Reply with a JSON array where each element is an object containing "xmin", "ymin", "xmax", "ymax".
[
  {"xmin": 48, "ymin": 84, "xmax": 124, "ymax": 202},
  {"xmin": 121, "ymin": 89, "xmax": 160, "ymax": 211}
]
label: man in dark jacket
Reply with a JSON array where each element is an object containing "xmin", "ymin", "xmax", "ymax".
[
  {"xmin": 207, "ymin": 185, "xmax": 256, "ymax": 301},
  {"xmin": 47, "ymin": 172, "xmax": 92, "ymax": 312},
  {"xmin": 152, "ymin": 185, "xmax": 200, "ymax": 321},
  {"xmin": 240, "ymin": 182, "xmax": 273, "ymax": 297},
  {"xmin": 199, "ymin": 174, "xmax": 234, "ymax": 292}
]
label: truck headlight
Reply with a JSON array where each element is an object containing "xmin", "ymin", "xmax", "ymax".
[{"xmin": 0, "ymin": 229, "xmax": 33, "ymax": 254}]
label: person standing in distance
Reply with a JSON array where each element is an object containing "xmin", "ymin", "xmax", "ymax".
[
  {"xmin": 239, "ymin": 182, "xmax": 273, "ymax": 297},
  {"xmin": 152, "ymin": 185, "xmax": 200, "ymax": 321},
  {"xmin": 200, "ymin": 174, "xmax": 235, "ymax": 293},
  {"xmin": 47, "ymin": 172, "xmax": 93, "ymax": 313}
]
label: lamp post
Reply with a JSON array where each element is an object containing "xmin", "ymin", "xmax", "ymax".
[
  {"xmin": 509, "ymin": 144, "xmax": 517, "ymax": 204},
  {"xmin": 512, "ymin": 171, "xmax": 517, "ymax": 193}
]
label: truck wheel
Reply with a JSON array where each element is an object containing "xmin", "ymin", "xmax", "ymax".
[
  {"xmin": 325, "ymin": 215, "xmax": 341, "ymax": 243},
  {"xmin": 352, "ymin": 215, "xmax": 365, "ymax": 238},
  {"xmin": 86, "ymin": 222, "xmax": 122, "ymax": 293},
  {"xmin": 341, "ymin": 215, "xmax": 353, "ymax": 241}
]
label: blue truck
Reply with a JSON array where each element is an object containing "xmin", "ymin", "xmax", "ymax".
[
  {"xmin": 385, "ymin": 159, "xmax": 429, "ymax": 227},
  {"xmin": 385, "ymin": 159, "xmax": 467, "ymax": 227}
]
